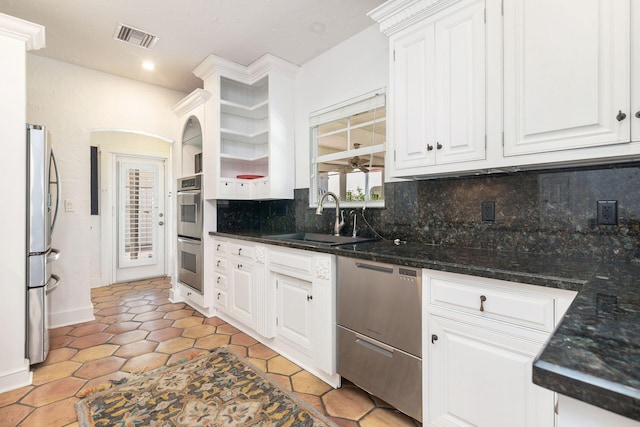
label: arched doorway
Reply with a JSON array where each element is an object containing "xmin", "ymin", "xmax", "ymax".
[{"xmin": 90, "ymin": 129, "xmax": 173, "ymax": 286}]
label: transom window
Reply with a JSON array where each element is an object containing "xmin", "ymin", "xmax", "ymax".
[{"xmin": 310, "ymin": 90, "xmax": 386, "ymax": 207}]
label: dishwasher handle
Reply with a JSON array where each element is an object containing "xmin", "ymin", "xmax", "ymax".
[
  {"xmin": 355, "ymin": 262, "xmax": 393, "ymax": 274},
  {"xmin": 355, "ymin": 332, "xmax": 394, "ymax": 358}
]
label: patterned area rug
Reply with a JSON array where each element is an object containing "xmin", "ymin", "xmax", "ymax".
[{"xmin": 75, "ymin": 347, "xmax": 336, "ymax": 426}]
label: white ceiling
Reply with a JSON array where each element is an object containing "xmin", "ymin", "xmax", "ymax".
[{"xmin": 0, "ymin": 0, "xmax": 385, "ymax": 93}]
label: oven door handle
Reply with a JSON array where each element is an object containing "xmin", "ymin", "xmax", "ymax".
[
  {"xmin": 178, "ymin": 236, "xmax": 201, "ymax": 244},
  {"xmin": 177, "ymin": 189, "xmax": 201, "ymax": 195},
  {"xmin": 45, "ymin": 274, "xmax": 61, "ymax": 295}
]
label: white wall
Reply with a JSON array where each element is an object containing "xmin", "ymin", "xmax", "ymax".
[
  {"xmin": 26, "ymin": 55, "xmax": 186, "ymax": 327},
  {"xmin": 0, "ymin": 13, "xmax": 44, "ymax": 393},
  {"xmin": 294, "ymin": 24, "xmax": 389, "ymax": 189}
]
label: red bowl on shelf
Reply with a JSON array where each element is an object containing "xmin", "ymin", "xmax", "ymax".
[{"xmin": 236, "ymin": 174, "xmax": 264, "ymax": 180}]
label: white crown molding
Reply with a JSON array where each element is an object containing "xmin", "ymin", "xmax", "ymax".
[
  {"xmin": 193, "ymin": 53, "xmax": 299, "ymax": 84},
  {"xmin": 368, "ymin": 0, "xmax": 463, "ymax": 36},
  {"xmin": 0, "ymin": 13, "xmax": 45, "ymax": 51},
  {"xmin": 171, "ymin": 88, "xmax": 212, "ymax": 117}
]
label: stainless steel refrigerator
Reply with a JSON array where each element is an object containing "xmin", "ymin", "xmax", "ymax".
[{"xmin": 26, "ymin": 124, "xmax": 61, "ymax": 365}]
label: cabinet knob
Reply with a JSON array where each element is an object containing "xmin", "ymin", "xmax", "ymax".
[
  {"xmin": 217, "ymin": 292, "xmax": 221, "ymax": 299},
  {"xmin": 616, "ymin": 110, "xmax": 627, "ymax": 121},
  {"xmin": 217, "ymin": 244, "xmax": 221, "ymax": 251},
  {"xmin": 636, "ymin": 111, "xmax": 640, "ymax": 118},
  {"xmin": 427, "ymin": 144, "xmax": 434, "ymax": 151},
  {"xmin": 431, "ymin": 334, "xmax": 438, "ymax": 344},
  {"xmin": 436, "ymin": 142, "xmax": 443, "ymax": 150},
  {"xmin": 237, "ymin": 264, "xmax": 242, "ymax": 269},
  {"xmin": 307, "ymin": 295, "xmax": 313, "ymax": 301},
  {"xmin": 238, "ymin": 248, "xmax": 242, "ymax": 255},
  {"xmin": 217, "ymin": 260, "xmax": 221, "ymax": 267},
  {"xmin": 480, "ymin": 295, "xmax": 487, "ymax": 312},
  {"xmin": 217, "ymin": 276, "xmax": 220, "ymax": 284}
]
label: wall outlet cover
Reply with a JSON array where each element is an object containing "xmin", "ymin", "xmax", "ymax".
[
  {"xmin": 482, "ymin": 201, "xmax": 495, "ymax": 222},
  {"xmin": 597, "ymin": 200, "xmax": 618, "ymax": 225}
]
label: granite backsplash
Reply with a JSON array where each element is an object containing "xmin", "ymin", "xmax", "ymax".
[{"xmin": 216, "ymin": 162, "xmax": 640, "ymax": 263}]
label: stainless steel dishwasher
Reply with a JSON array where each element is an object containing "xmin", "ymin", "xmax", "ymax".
[{"xmin": 337, "ymin": 256, "xmax": 422, "ymax": 421}]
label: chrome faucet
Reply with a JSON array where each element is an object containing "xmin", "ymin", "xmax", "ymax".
[{"xmin": 316, "ymin": 191, "xmax": 344, "ymax": 236}]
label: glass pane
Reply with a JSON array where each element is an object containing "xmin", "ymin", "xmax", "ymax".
[
  {"xmin": 318, "ymin": 131, "xmax": 348, "ymax": 156},
  {"xmin": 351, "ymin": 120, "xmax": 386, "ymax": 149},
  {"xmin": 318, "ymin": 118, "xmax": 348, "ymax": 135},
  {"xmin": 350, "ymin": 107, "xmax": 386, "ymax": 127},
  {"xmin": 123, "ymin": 167, "xmax": 154, "ymax": 261},
  {"xmin": 317, "ymin": 157, "xmax": 385, "ymax": 202}
]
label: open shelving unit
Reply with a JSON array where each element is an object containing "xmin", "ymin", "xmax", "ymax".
[{"xmin": 194, "ymin": 54, "xmax": 299, "ymax": 200}]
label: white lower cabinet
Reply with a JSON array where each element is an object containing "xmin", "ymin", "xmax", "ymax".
[
  {"xmin": 207, "ymin": 237, "xmax": 338, "ymax": 387},
  {"xmin": 428, "ymin": 315, "xmax": 554, "ymax": 427},
  {"xmin": 424, "ymin": 270, "xmax": 576, "ymax": 427},
  {"xmin": 274, "ymin": 273, "xmax": 313, "ymax": 353}
]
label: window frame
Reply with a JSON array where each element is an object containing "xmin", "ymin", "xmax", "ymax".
[{"xmin": 309, "ymin": 89, "xmax": 386, "ymax": 209}]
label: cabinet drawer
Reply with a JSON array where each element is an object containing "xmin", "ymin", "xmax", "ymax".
[
  {"xmin": 214, "ymin": 257, "xmax": 227, "ymax": 273},
  {"xmin": 214, "ymin": 289, "xmax": 228, "ymax": 310},
  {"xmin": 219, "ymin": 180, "xmax": 234, "ymax": 197},
  {"xmin": 429, "ymin": 277, "xmax": 555, "ymax": 332},
  {"xmin": 235, "ymin": 181, "xmax": 250, "ymax": 197},
  {"xmin": 179, "ymin": 283, "xmax": 204, "ymax": 307},
  {"xmin": 269, "ymin": 248, "xmax": 313, "ymax": 276},
  {"xmin": 228, "ymin": 242, "xmax": 255, "ymax": 260},
  {"xmin": 215, "ymin": 274, "xmax": 227, "ymax": 291},
  {"xmin": 214, "ymin": 240, "xmax": 227, "ymax": 254}
]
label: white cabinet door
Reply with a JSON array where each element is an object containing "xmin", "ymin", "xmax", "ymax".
[
  {"xmin": 275, "ymin": 273, "xmax": 313, "ymax": 353},
  {"xmin": 393, "ymin": 21, "xmax": 435, "ymax": 170},
  {"xmin": 434, "ymin": 0, "xmax": 486, "ymax": 165},
  {"xmin": 229, "ymin": 261, "xmax": 257, "ymax": 329},
  {"xmin": 504, "ymin": 0, "xmax": 630, "ymax": 156},
  {"xmin": 392, "ymin": 0, "xmax": 485, "ymax": 174},
  {"xmin": 428, "ymin": 315, "xmax": 555, "ymax": 427}
]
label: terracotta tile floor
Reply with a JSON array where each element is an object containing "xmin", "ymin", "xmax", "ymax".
[{"xmin": 0, "ymin": 277, "xmax": 421, "ymax": 426}]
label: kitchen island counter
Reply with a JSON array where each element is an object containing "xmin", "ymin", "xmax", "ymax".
[{"xmin": 210, "ymin": 231, "xmax": 640, "ymax": 422}]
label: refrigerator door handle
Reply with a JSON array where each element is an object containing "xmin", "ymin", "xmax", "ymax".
[
  {"xmin": 50, "ymin": 149, "xmax": 61, "ymax": 232},
  {"xmin": 45, "ymin": 274, "xmax": 61, "ymax": 295},
  {"xmin": 47, "ymin": 248, "xmax": 60, "ymax": 263}
]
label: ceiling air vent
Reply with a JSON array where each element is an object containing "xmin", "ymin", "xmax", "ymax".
[{"xmin": 113, "ymin": 23, "xmax": 159, "ymax": 49}]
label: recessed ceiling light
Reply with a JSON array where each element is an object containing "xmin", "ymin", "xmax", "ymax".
[{"xmin": 142, "ymin": 61, "xmax": 155, "ymax": 71}]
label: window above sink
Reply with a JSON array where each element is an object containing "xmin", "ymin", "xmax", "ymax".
[{"xmin": 309, "ymin": 90, "xmax": 386, "ymax": 209}]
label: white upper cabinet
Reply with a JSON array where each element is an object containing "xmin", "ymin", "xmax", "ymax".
[
  {"xmin": 193, "ymin": 54, "xmax": 299, "ymax": 200},
  {"xmin": 371, "ymin": 0, "xmax": 640, "ymax": 177},
  {"xmin": 503, "ymin": 0, "xmax": 631, "ymax": 156},
  {"xmin": 388, "ymin": 0, "xmax": 486, "ymax": 175}
]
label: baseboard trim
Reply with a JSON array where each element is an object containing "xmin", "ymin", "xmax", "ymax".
[
  {"xmin": 0, "ymin": 360, "xmax": 32, "ymax": 394},
  {"xmin": 49, "ymin": 304, "xmax": 95, "ymax": 328}
]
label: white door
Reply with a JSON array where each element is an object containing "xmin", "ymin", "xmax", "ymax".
[
  {"xmin": 427, "ymin": 315, "xmax": 555, "ymax": 427},
  {"xmin": 503, "ymin": 0, "xmax": 630, "ymax": 156},
  {"xmin": 434, "ymin": 0, "xmax": 486, "ymax": 165},
  {"xmin": 229, "ymin": 262, "xmax": 256, "ymax": 328},
  {"xmin": 275, "ymin": 272, "xmax": 313, "ymax": 353},
  {"xmin": 392, "ymin": 21, "xmax": 436, "ymax": 171},
  {"xmin": 115, "ymin": 156, "xmax": 166, "ymax": 282}
]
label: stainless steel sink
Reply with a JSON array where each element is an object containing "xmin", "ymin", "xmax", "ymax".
[{"xmin": 262, "ymin": 232, "xmax": 378, "ymax": 246}]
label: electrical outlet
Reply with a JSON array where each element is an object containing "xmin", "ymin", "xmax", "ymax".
[
  {"xmin": 481, "ymin": 201, "xmax": 495, "ymax": 222},
  {"xmin": 597, "ymin": 200, "xmax": 618, "ymax": 225}
]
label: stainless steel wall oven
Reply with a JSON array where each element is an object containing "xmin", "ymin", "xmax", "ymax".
[{"xmin": 177, "ymin": 175, "xmax": 203, "ymax": 293}]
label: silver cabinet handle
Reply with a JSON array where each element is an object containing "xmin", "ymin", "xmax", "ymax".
[
  {"xmin": 158, "ymin": 221, "xmax": 164, "ymax": 226},
  {"xmin": 480, "ymin": 295, "xmax": 487, "ymax": 312}
]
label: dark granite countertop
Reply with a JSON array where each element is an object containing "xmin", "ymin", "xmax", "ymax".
[{"xmin": 209, "ymin": 231, "xmax": 640, "ymax": 421}]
